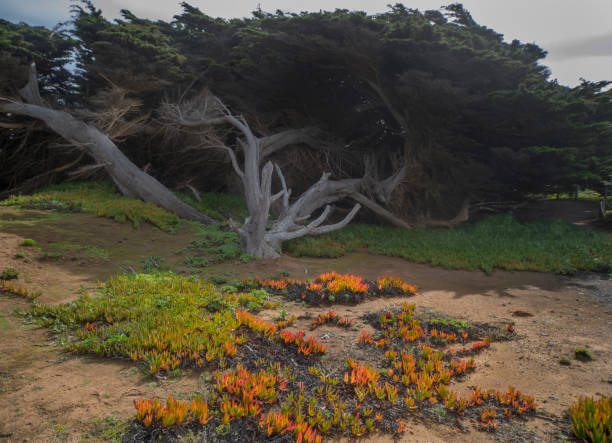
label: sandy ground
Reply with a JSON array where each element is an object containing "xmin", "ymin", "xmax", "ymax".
[{"xmin": 0, "ymin": 207, "xmax": 611, "ymax": 442}]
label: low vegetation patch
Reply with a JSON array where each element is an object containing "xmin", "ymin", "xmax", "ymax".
[
  {"xmin": 177, "ymin": 191, "xmax": 247, "ymax": 222},
  {"xmin": 1, "ymin": 279, "xmax": 41, "ymax": 299},
  {"xmin": 177, "ymin": 223, "xmax": 250, "ymax": 266},
  {"xmin": 15, "ymin": 271, "xmax": 539, "ymax": 442},
  {"xmin": 29, "ymin": 273, "xmax": 275, "ymax": 374},
  {"xmin": 1, "ymin": 182, "xmax": 181, "ymax": 232},
  {"xmin": 570, "ymin": 396, "xmax": 611, "ymax": 443},
  {"xmin": 575, "ymin": 348, "xmax": 593, "ymax": 362},
  {"xmin": 284, "ymin": 215, "xmax": 612, "ymax": 274},
  {"xmin": 5, "ymin": 183, "xmax": 609, "ymax": 274},
  {"xmin": 238, "ymin": 272, "xmax": 417, "ymax": 305},
  {"xmin": 45, "ymin": 242, "xmax": 110, "ymax": 261},
  {"xmin": 0, "ymin": 268, "xmax": 19, "ymax": 280},
  {"xmin": 1, "ymin": 182, "xmax": 248, "ymax": 233}
]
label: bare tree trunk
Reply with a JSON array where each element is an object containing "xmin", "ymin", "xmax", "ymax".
[
  {"xmin": 0, "ymin": 64, "xmax": 217, "ymax": 225},
  {"xmin": 162, "ymin": 91, "xmax": 472, "ymax": 257},
  {"xmin": 162, "ymin": 93, "xmax": 365, "ymax": 258},
  {"xmin": 351, "ymin": 192, "xmax": 412, "ymax": 229}
]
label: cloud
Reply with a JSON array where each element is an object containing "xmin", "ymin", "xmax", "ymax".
[
  {"xmin": 547, "ymin": 31, "xmax": 612, "ymax": 60},
  {"xmin": 0, "ymin": 1, "xmax": 71, "ymax": 27},
  {"xmin": 546, "ymin": 55, "xmax": 612, "ymax": 85}
]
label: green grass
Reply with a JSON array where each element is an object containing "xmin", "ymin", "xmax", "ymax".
[
  {"xmin": 178, "ymin": 222, "xmax": 252, "ymax": 265},
  {"xmin": 1, "ymin": 182, "xmax": 247, "ymax": 232},
  {"xmin": 84, "ymin": 416, "xmax": 127, "ymax": 442},
  {"xmin": 284, "ymin": 215, "xmax": 612, "ymax": 274},
  {"xmin": 1, "ymin": 182, "xmax": 180, "ymax": 232},
  {"xmin": 46, "ymin": 242, "xmax": 110, "ymax": 261}
]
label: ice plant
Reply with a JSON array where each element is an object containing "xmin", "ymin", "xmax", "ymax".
[
  {"xmin": 133, "ymin": 395, "xmax": 211, "ymax": 429},
  {"xmin": 326, "ymin": 274, "xmax": 368, "ymax": 294},
  {"xmin": 0, "ymin": 279, "xmax": 41, "ymax": 299},
  {"xmin": 278, "ymin": 330, "xmax": 327, "ymax": 355},
  {"xmin": 236, "ymin": 309, "xmax": 278, "ymax": 339},
  {"xmin": 243, "ymin": 273, "xmax": 417, "ymax": 305},
  {"xmin": 310, "ymin": 310, "xmax": 355, "ymax": 330},
  {"xmin": 376, "ymin": 276, "xmax": 418, "ymax": 295},
  {"xmin": 570, "ymin": 396, "xmax": 611, "ymax": 443},
  {"xmin": 25, "ymin": 269, "xmax": 539, "ymax": 441}
]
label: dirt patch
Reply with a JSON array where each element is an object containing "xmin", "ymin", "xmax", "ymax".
[
  {"xmin": 1, "ymin": 210, "xmax": 611, "ymax": 442},
  {"xmin": 0, "ymin": 296, "xmax": 201, "ymax": 442},
  {"xmin": 0, "ymin": 207, "xmax": 199, "ymax": 304}
]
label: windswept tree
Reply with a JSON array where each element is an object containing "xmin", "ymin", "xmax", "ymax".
[
  {"xmin": 2, "ymin": 2, "xmax": 612, "ymax": 253},
  {"xmin": 214, "ymin": 4, "xmax": 556, "ymax": 217},
  {"xmin": 0, "ymin": 63, "xmax": 218, "ymax": 223},
  {"xmin": 161, "ymin": 92, "xmax": 414, "ymax": 257}
]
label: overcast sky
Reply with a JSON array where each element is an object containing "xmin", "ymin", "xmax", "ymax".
[{"xmin": 2, "ymin": 0, "xmax": 611, "ymax": 86}]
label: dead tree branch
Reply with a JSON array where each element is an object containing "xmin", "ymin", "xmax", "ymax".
[
  {"xmin": 164, "ymin": 91, "xmax": 421, "ymax": 258},
  {"xmin": 0, "ymin": 63, "xmax": 217, "ymax": 224}
]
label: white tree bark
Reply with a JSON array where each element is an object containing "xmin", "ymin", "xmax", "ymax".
[
  {"xmin": 162, "ymin": 92, "xmax": 423, "ymax": 258},
  {"xmin": 0, "ymin": 64, "xmax": 218, "ymax": 225}
]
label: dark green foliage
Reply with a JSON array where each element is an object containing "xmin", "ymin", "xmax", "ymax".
[
  {"xmin": 182, "ymin": 256, "xmax": 209, "ymax": 268},
  {"xmin": 0, "ymin": 19, "xmax": 77, "ymax": 192},
  {"xmin": 142, "ymin": 256, "xmax": 165, "ymax": 273},
  {"xmin": 1, "ymin": 3, "xmax": 611, "ymax": 222},
  {"xmin": 71, "ymin": 1, "xmax": 186, "ymax": 98},
  {"xmin": 0, "ymin": 19, "xmax": 74, "ymax": 96}
]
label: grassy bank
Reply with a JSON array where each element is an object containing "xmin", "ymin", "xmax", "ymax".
[
  {"xmin": 0, "ymin": 182, "xmax": 246, "ymax": 232},
  {"xmin": 284, "ymin": 215, "xmax": 612, "ymax": 274}
]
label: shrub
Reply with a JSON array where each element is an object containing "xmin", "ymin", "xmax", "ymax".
[
  {"xmin": 0, "ymin": 268, "xmax": 19, "ymax": 280},
  {"xmin": 21, "ymin": 238, "xmax": 37, "ymax": 247},
  {"xmin": 575, "ymin": 348, "xmax": 593, "ymax": 362}
]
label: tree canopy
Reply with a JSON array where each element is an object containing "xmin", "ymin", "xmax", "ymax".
[{"xmin": 1, "ymin": 2, "xmax": 611, "ymax": 219}]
